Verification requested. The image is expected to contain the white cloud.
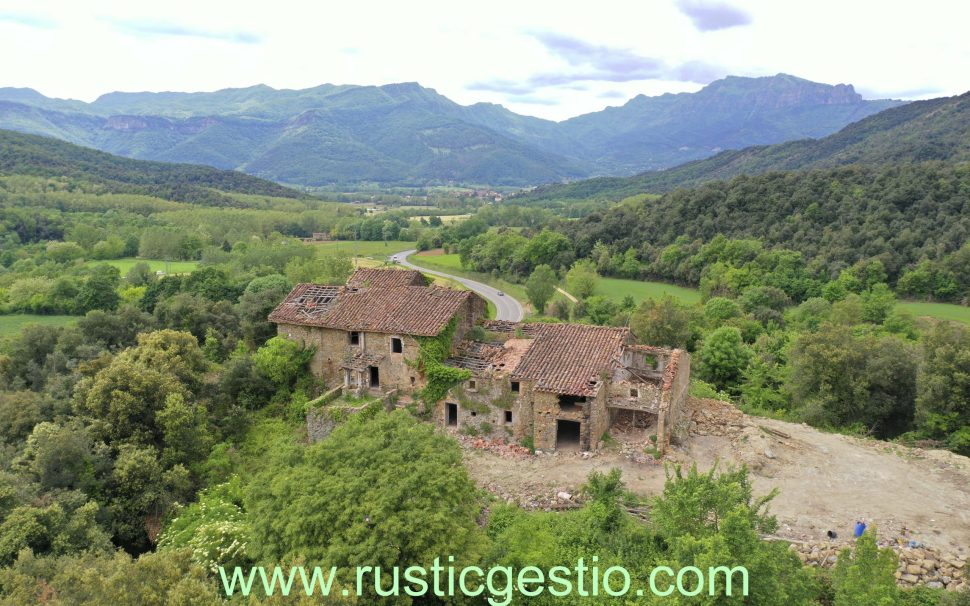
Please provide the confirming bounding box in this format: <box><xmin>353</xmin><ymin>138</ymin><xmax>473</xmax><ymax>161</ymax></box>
<box><xmin>0</xmin><ymin>0</ymin><xmax>967</xmax><ymax>120</ymax></box>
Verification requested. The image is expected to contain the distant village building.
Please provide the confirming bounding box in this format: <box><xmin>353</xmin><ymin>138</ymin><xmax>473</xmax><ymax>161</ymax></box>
<box><xmin>269</xmin><ymin>268</ymin><xmax>691</xmax><ymax>453</ymax></box>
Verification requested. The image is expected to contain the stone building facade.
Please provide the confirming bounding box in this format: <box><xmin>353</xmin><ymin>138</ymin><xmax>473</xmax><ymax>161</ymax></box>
<box><xmin>270</xmin><ymin>269</ymin><xmax>691</xmax><ymax>453</ymax></box>
<box><xmin>440</xmin><ymin>321</ymin><xmax>691</xmax><ymax>454</ymax></box>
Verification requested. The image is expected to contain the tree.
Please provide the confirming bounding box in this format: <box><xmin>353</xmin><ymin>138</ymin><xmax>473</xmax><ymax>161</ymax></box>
<box><xmin>125</xmin><ymin>262</ymin><xmax>156</xmax><ymax>286</ymax></box>
<box><xmin>739</xmin><ymin>285</ymin><xmax>790</xmax><ymax>314</ymax></box>
<box><xmin>704</xmin><ymin>296</ymin><xmax>742</xmax><ymax>324</ymax></box>
<box><xmin>77</xmin><ymin>307</ymin><xmax>156</xmax><ymax>351</ymax></box>
<box><xmin>0</xmin><ymin>495</ymin><xmax>112</xmax><ymax>567</ymax></box>
<box><xmin>0</xmin><ymin>549</ymin><xmax>221</xmax><ymax>605</ymax></box>
<box><xmin>157</xmin><ymin>478</ymin><xmax>252</xmax><ymax>573</ymax></box>
<box><xmin>631</xmin><ymin>296</ymin><xmax>703</xmax><ymax>350</ymax></box>
<box><xmin>651</xmin><ymin>465</ymin><xmax>817</xmax><ymax>606</ymax></box>
<box><xmin>108</xmin><ymin>444</ymin><xmax>191</xmax><ymax>552</ymax></box>
<box><xmin>788</xmin><ymin>324</ymin><xmax>918</xmax><ymax>437</ymax></box>
<box><xmin>285</xmin><ymin>254</ymin><xmax>353</xmax><ymax>285</ymax></box>
<box><xmin>831</xmin><ymin>530</ymin><xmax>899</xmax><ymax>605</ymax></box>
<box><xmin>618</xmin><ymin>247</ymin><xmax>640</xmax><ymax>278</ymax></box>
<box><xmin>653</xmin><ymin>464</ymin><xmax>778</xmax><ymax>539</ymax></box>
<box><xmin>697</xmin><ymin>326</ymin><xmax>752</xmax><ymax>391</ymax></box>
<box><xmin>74</xmin><ymin>330</ymin><xmax>207</xmax><ymax>448</ymax></box>
<box><xmin>860</xmin><ymin>283</ymin><xmax>896</xmax><ymax>324</ymax></box>
<box><xmin>565</xmin><ymin>259</ymin><xmax>600</xmax><ymax>299</ymax></box>
<box><xmin>915</xmin><ymin>321</ymin><xmax>970</xmax><ymax>454</ymax></box>
<box><xmin>17</xmin><ymin>421</ymin><xmax>104</xmax><ymax>492</ymax></box>
<box><xmin>183</xmin><ymin>266</ymin><xmax>236</xmax><ymax>301</ymax></box>
<box><xmin>76</xmin><ymin>265</ymin><xmax>120</xmax><ymax>313</ymax></box>
<box><xmin>522</xmin><ymin>230</ymin><xmax>571</xmax><ymax>269</ymax></box>
<box><xmin>525</xmin><ymin>264</ymin><xmax>557</xmax><ymax>315</ymax></box>
<box><xmin>0</xmin><ymin>391</ymin><xmax>54</xmax><ymax>445</ymax></box>
<box><xmin>246</xmin><ymin>412</ymin><xmax>486</xmax><ymax>599</ymax></box>
<box><xmin>238</xmin><ymin>275</ymin><xmax>293</xmax><ymax>347</ymax></box>
<box><xmin>583</xmin><ymin>295</ymin><xmax>618</xmax><ymax>325</ymax></box>
<box><xmin>45</xmin><ymin>240</ymin><xmax>84</xmax><ymax>263</ymax></box>
<box><xmin>252</xmin><ymin>336</ymin><xmax>314</xmax><ymax>390</ymax></box>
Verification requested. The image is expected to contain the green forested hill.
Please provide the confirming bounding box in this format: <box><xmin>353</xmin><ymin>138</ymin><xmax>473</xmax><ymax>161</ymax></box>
<box><xmin>0</xmin><ymin>129</ymin><xmax>301</xmax><ymax>205</ymax></box>
<box><xmin>0</xmin><ymin>75</ymin><xmax>899</xmax><ymax>187</ymax></box>
<box><xmin>562</xmin><ymin>162</ymin><xmax>970</xmax><ymax>284</ymax></box>
<box><xmin>521</xmin><ymin>90</ymin><xmax>970</xmax><ymax>201</ymax></box>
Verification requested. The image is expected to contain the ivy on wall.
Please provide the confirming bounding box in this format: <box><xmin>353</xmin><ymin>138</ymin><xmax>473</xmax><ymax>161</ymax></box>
<box><xmin>411</xmin><ymin>318</ymin><xmax>471</xmax><ymax>406</ymax></box>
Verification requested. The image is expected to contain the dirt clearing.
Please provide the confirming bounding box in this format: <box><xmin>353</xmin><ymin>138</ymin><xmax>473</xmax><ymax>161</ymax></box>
<box><xmin>460</xmin><ymin>398</ymin><xmax>970</xmax><ymax>555</ymax></box>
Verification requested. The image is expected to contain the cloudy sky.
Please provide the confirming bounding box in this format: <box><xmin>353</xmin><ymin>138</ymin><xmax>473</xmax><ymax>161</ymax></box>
<box><xmin>1</xmin><ymin>0</ymin><xmax>967</xmax><ymax>120</ymax></box>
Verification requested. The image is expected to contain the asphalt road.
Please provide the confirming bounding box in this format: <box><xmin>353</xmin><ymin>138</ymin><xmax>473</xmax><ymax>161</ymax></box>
<box><xmin>395</xmin><ymin>249</ymin><xmax>524</xmax><ymax>321</ymax></box>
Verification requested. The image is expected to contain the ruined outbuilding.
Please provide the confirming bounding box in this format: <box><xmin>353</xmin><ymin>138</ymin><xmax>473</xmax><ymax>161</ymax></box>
<box><xmin>270</xmin><ymin>268</ymin><xmax>691</xmax><ymax>453</ymax></box>
<box><xmin>443</xmin><ymin>321</ymin><xmax>690</xmax><ymax>453</ymax></box>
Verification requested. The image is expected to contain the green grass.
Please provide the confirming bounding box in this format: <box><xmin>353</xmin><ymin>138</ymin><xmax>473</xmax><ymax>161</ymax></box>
<box><xmin>898</xmin><ymin>300</ymin><xmax>970</xmax><ymax>326</ymax></box>
<box><xmin>88</xmin><ymin>258</ymin><xmax>199</xmax><ymax>274</ymax></box>
<box><xmin>0</xmin><ymin>314</ymin><xmax>76</xmax><ymax>336</ymax></box>
<box><xmin>310</xmin><ymin>240</ymin><xmax>416</xmax><ymax>259</ymax></box>
<box><xmin>594</xmin><ymin>277</ymin><xmax>703</xmax><ymax>306</ymax></box>
<box><xmin>414</xmin><ymin>252</ymin><xmax>463</xmax><ymax>269</ymax></box>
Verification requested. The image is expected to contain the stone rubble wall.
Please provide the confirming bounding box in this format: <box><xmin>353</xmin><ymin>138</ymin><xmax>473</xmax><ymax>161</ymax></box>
<box><xmin>790</xmin><ymin>541</ymin><xmax>967</xmax><ymax>591</ymax></box>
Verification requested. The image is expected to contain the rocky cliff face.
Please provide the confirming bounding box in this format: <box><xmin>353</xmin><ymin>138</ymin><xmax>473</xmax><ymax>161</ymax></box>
<box><xmin>694</xmin><ymin>74</ymin><xmax>864</xmax><ymax>109</ymax></box>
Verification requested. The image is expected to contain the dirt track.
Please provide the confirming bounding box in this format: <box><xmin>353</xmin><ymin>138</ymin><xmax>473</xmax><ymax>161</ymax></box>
<box><xmin>462</xmin><ymin>399</ymin><xmax>970</xmax><ymax>555</ymax></box>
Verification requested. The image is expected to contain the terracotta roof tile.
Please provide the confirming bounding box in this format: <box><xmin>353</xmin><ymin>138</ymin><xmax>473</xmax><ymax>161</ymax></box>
<box><xmin>270</xmin><ymin>284</ymin><xmax>471</xmax><ymax>337</ymax></box>
<box><xmin>508</xmin><ymin>323</ymin><xmax>630</xmax><ymax>396</ymax></box>
<box><xmin>346</xmin><ymin>268</ymin><xmax>426</xmax><ymax>289</ymax></box>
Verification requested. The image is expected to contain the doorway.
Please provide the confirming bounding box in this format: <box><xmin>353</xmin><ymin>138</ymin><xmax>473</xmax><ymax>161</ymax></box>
<box><xmin>556</xmin><ymin>420</ymin><xmax>581</xmax><ymax>450</ymax></box>
<box><xmin>368</xmin><ymin>366</ymin><xmax>380</xmax><ymax>388</ymax></box>
<box><xmin>446</xmin><ymin>403</ymin><xmax>458</xmax><ymax>426</ymax></box>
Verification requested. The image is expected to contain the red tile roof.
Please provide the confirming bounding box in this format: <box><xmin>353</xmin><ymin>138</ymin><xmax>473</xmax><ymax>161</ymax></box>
<box><xmin>346</xmin><ymin>268</ymin><xmax>426</xmax><ymax>289</ymax></box>
<box><xmin>270</xmin><ymin>284</ymin><xmax>472</xmax><ymax>337</ymax></box>
<box><xmin>507</xmin><ymin>323</ymin><xmax>630</xmax><ymax>396</ymax></box>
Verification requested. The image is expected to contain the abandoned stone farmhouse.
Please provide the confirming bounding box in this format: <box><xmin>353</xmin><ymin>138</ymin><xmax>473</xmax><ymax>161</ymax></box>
<box><xmin>269</xmin><ymin>268</ymin><xmax>691</xmax><ymax>453</ymax></box>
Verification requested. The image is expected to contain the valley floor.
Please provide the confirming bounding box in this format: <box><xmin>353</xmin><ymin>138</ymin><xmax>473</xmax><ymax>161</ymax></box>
<box><xmin>460</xmin><ymin>398</ymin><xmax>970</xmax><ymax>556</ymax></box>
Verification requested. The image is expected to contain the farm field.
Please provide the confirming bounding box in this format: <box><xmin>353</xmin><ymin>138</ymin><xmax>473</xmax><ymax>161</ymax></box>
<box><xmin>310</xmin><ymin>240</ymin><xmax>416</xmax><ymax>259</ymax></box>
<box><xmin>594</xmin><ymin>277</ymin><xmax>703</xmax><ymax>305</ymax></box>
<box><xmin>0</xmin><ymin>314</ymin><xmax>76</xmax><ymax>336</ymax></box>
<box><xmin>409</xmin><ymin>214</ymin><xmax>471</xmax><ymax>224</ymax></box>
<box><xmin>898</xmin><ymin>300</ymin><xmax>970</xmax><ymax>325</ymax></box>
<box><xmin>87</xmin><ymin>258</ymin><xmax>199</xmax><ymax>274</ymax></box>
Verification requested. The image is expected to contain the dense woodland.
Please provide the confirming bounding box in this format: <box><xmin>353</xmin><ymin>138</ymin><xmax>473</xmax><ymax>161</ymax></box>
<box><xmin>0</xmin><ymin>130</ymin><xmax>301</xmax><ymax>206</ymax></box>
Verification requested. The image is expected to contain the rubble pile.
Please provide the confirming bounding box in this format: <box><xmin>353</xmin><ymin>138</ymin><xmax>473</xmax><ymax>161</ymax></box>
<box><xmin>457</xmin><ymin>435</ymin><xmax>532</xmax><ymax>459</ymax></box>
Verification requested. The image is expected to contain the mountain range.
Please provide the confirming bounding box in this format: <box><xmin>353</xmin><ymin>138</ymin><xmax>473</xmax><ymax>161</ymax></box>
<box><xmin>0</xmin><ymin>74</ymin><xmax>900</xmax><ymax>187</ymax></box>
<box><xmin>520</xmin><ymin>89</ymin><xmax>970</xmax><ymax>201</ymax></box>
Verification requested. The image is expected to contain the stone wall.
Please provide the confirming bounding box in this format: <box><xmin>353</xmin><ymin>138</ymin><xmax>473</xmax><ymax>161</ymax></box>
<box><xmin>357</xmin><ymin>331</ymin><xmax>422</xmax><ymax>392</ymax></box>
<box><xmin>532</xmin><ymin>390</ymin><xmax>609</xmax><ymax>452</ymax></box>
<box><xmin>655</xmin><ymin>349</ymin><xmax>691</xmax><ymax>454</ymax></box>
<box><xmin>790</xmin><ymin>541</ymin><xmax>966</xmax><ymax>591</ymax></box>
<box><xmin>453</xmin><ymin>295</ymin><xmax>488</xmax><ymax>343</ymax></box>
<box><xmin>438</xmin><ymin>378</ymin><xmax>516</xmax><ymax>437</ymax></box>
<box><xmin>277</xmin><ymin>323</ymin><xmax>425</xmax><ymax>392</ymax></box>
